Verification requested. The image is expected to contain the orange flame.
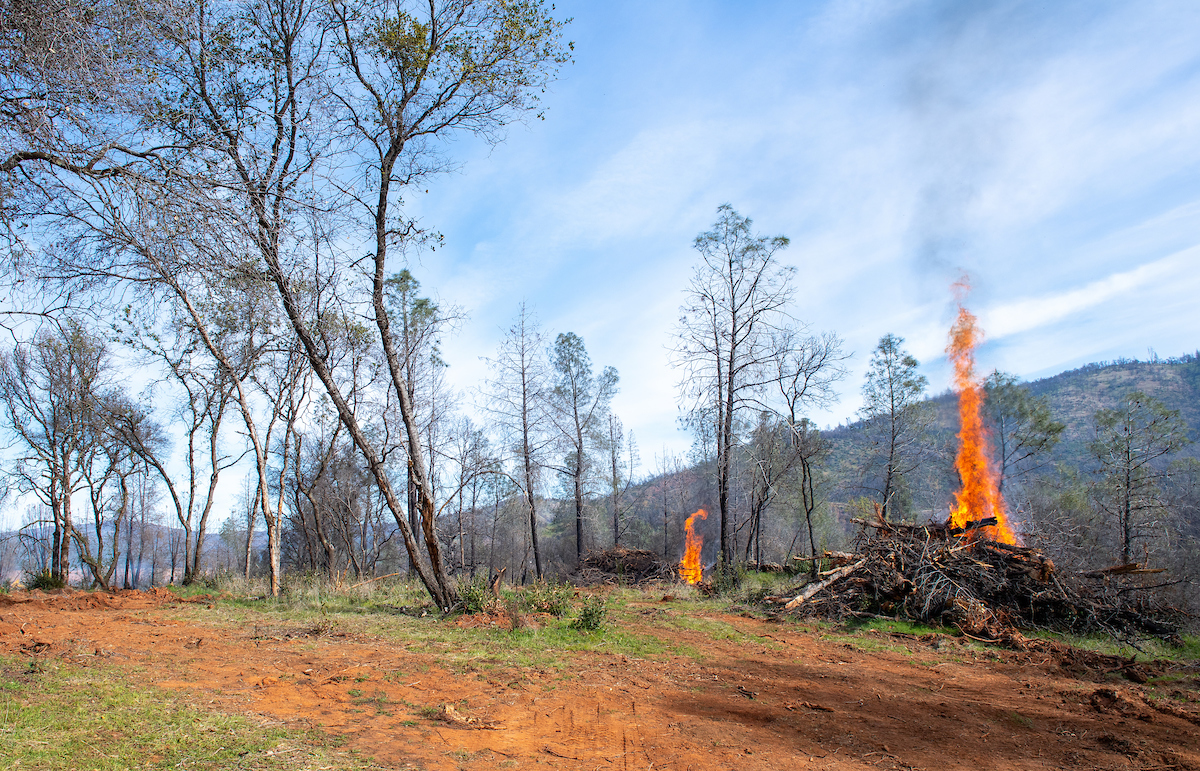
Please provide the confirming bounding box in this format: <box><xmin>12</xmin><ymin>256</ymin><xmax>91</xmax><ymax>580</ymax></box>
<box><xmin>679</xmin><ymin>509</ymin><xmax>708</xmax><ymax>584</ymax></box>
<box><xmin>947</xmin><ymin>279</ymin><xmax>1017</xmax><ymax>545</ymax></box>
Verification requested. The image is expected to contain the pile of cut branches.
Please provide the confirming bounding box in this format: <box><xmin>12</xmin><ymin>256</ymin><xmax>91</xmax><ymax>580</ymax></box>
<box><xmin>765</xmin><ymin>519</ymin><xmax>1183</xmax><ymax>642</ymax></box>
<box><xmin>573</xmin><ymin>547</ymin><xmax>676</xmax><ymax>586</ymax></box>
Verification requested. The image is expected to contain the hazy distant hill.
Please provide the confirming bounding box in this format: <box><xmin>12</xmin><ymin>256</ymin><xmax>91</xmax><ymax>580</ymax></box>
<box><xmin>914</xmin><ymin>353</ymin><xmax>1200</xmax><ymax>464</ymax></box>
<box><xmin>819</xmin><ymin>353</ymin><xmax>1200</xmax><ymax>507</ymax></box>
<box><xmin>1021</xmin><ymin>354</ymin><xmax>1200</xmax><ymax>460</ymax></box>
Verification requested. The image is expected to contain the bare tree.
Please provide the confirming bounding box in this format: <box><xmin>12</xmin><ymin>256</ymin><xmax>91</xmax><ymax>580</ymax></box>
<box><xmin>653</xmin><ymin>449</ymin><xmax>688</xmax><ymax>560</ymax></box>
<box><xmin>742</xmin><ymin>413</ymin><xmax>794</xmax><ymax>565</ymax></box>
<box><xmin>1090</xmin><ymin>392</ymin><xmax>1191</xmax><ymax>564</ymax></box>
<box><xmin>792</xmin><ymin>419</ymin><xmax>828</xmax><ymax>577</ymax></box>
<box><xmin>0</xmin><ymin>320</ymin><xmax>109</xmax><ymax>583</ymax></box>
<box><xmin>443</xmin><ymin>416</ymin><xmax>498</xmax><ymax>575</ymax></box>
<box><xmin>673</xmin><ymin>205</ymin><xmax>798</xmax><ymax>565</ymax></box>
<box><xmin>605</xmin><ymin>414</ymin><xmax>638</xmax><ymax>547</ymax></box>
<box><xmin>113</xmin><ymin>312</ymin><xmax>241</xmax><ymax>585</ymax></box>
<box><xmin>483</xmin><ymin>304</ymin><xmax>552</xmax><ymax>577</ymax></box>
<box><xmin>0</xmin><ymin>0</ymin><xmax>163</xmax><ymax>222</ymax></box>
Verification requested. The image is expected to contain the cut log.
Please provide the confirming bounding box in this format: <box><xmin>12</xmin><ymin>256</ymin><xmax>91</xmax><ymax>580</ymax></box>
<box><xmin>948</xmin><ymin>517</ymin><xmax>998</xmax><ymax>536</ymax></box>
<box><xmin>792</xmin><ymin>550</ymin><xmax>855</xmax><ymax>565</ymax></box>
<box><xmin>1084</xmin><ymin>563</ymin><xmax>1167</xmax><ymax>577</ymax></box>
<box><xmin>784</xmin><ymin>559</ymin><xmax>866</xmax><ymax>609</ymax></box>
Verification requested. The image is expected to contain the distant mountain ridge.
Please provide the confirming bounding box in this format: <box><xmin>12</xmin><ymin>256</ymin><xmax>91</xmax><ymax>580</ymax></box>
<box><xmin>1021</xmin><ymin>353</ymin><xmax>1200</xmax><ymax>454</ymax></box>
<box><xmin>924</xmin><ymin>352</ymin><xmax>1200</xmax><ymax>463</ymax></box>
<box><xmin>815</xmin><ymin>352</ymin><xmax>1200</xmax><ymax>517</ymax></box>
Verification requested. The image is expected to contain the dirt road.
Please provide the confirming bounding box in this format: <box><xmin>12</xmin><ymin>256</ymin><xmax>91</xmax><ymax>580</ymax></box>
<box><xmin>2</xmin><ymin>588</ymin><xmax>1197</xmax><ymax>770</ymax></box>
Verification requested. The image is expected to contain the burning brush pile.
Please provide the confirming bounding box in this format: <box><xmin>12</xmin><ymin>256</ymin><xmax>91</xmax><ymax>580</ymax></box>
<box><xmin>766</xmin><ymin>284</ymin><xmax>1182</xmax><ymax>643</ymax></box>
<box><xmin>765</xmin><ymin>516</ymin><xmax>1181</xmax><ymax>642</ymax></box>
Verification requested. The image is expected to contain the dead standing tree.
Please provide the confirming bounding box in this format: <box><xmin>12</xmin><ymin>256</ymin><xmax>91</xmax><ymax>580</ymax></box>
<box><xmin>0</xmin><ymin>320</ymin><xmax>110</xmax><ymax>584</ymax></box>
<box><xmin>483</xmin><ymin>304</ymin><xmax>553</xmax><ymax>579</ymax></box>
<box><xmin>113</xmin><ymin>310</ymin><xmax>242</xmax><ymax>586</ymax></box>
<box><xmin>673</xmin><ymin>205</ymin><xmax>805</xmax><ymax>567</ymax></box>
<box><xmin>1090</xmin><ymin>392</ymin><xmax>1191</xmax><ymax>565</ymax></box>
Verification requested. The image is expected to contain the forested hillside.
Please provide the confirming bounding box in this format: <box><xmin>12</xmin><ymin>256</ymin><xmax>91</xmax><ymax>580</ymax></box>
<box><xmin>607</xmin><ymin>353</ymin><xmax>1200</xmax><ymax>600</ymax></box>
<box><xmin>818</xmin><ymin>353</ymin><xmax>1200</xmax><ymax>520</ymax></box>
<box><xmin>1023</xmin><ymin>355</ymin><xmax>1200</xmax><ymax>460</ymax></box>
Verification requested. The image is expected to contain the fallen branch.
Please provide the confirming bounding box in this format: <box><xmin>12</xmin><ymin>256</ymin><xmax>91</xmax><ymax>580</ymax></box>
<box><xmin>1084</xmin><ymin>563</ymin><xmax>1167</xmax><ymax>577</ymax></box>
<box><xmin>784</xmin><ymin>560</ymin><xmax>866</xmax><ymax>609</ymax></box>
<box><xmin>350</xmin><ymin>572</ymin><xmax>400</xmax><ymax>589</ymax></box>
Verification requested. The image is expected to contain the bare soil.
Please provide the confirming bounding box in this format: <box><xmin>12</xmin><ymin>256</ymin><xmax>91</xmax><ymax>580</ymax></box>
<box><xmin>2</xmin><ymin>587</ymin><xmax>1199</xmax><ymax>770</ymax></box>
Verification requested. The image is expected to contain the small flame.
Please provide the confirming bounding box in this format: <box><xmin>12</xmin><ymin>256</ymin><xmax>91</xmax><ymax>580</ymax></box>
<box><xmin>679</xmin><ymin>509</ymin><xmax>708</xmax><ymax>584</ymax></box>
<box><xmin>947</xmin><ymin>278</ymin><xmax>1018</xmax><ymax>545</ymax></box>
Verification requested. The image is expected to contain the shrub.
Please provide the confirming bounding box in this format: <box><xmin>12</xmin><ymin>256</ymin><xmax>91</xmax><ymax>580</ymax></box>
<box><xmin>521</xmin><ymin>579</ymin><xmax>573</xmax><ymax>617</ymax></box>
<box><xmin>504</xmin><ymin>595</ymin><xmax>525</xmax><ymax>631</ymax></box>
<box><xmin>712</xmin><ymin>559</ymin><xmax>743</xmax><ymax>595</ymax></box>
<box><xmin>458</xmin><ymin>574</ymin><xmax>496</xmax><ymax>614</ymax></box>
<box><xmin>25</xmin><ymin>569</ymin><xmax>66</xmax><ymax>591</ymax></box>
<box><xmin>199</xmin><ymin>567</ymin><xmax>240</xmax><ymax>592</ymax></box>
<box><xmin>571</xmin><ymin>595</ymin><xmax>607</xmax><ymax>631</ymax></box>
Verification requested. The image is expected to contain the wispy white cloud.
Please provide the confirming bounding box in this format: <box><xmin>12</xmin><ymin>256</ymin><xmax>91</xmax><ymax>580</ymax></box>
<box><xmin>982</xmin><ymin>248</ymin><xmax>1194</xmax><ymax>340</ymax></box>
<box><xmin>399</xmin><ymin>0</ymin><xmax>1200</xmax><ymax>463</ymax></box>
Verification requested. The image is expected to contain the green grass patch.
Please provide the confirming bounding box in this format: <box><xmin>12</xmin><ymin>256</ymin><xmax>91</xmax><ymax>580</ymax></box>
<box><xmin>816</xmin><ymin>632</ymin><xmax>912</xmax><ymax>654</ymax></box>
<box><xmin>842</xmin><ymin>618</ymin><xmax>948</xmax><ymax>637</ymax></box>
<box><xmin>657</xmin><ymin>614</ymin><xmax>751</xmax><ymax>642</ymax></box>
<box><xmin>0</xmin><ymin>657</ymin><xmax>374</xmax><ymax>770</ymax></box>
<box><xmin>1026</xmin><ymin>631</ymin><xmax>1200</xmax><ymax>662</ymax></box>
<box><xmin>169</xmin><ymin>595</ymin><xmax>672</xmax><ymax>672</ymax></box>
<box><xmin>797</xmin><ymin>617</ymin><xmax>950</xmax><ymax>654</ymax></box>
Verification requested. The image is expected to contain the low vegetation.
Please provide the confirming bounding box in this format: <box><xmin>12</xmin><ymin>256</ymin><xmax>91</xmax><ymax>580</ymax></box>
<box><xmin>0</xmin><ymin>657</ymin><xmax>374</xmax><ymax>771</ymax></box>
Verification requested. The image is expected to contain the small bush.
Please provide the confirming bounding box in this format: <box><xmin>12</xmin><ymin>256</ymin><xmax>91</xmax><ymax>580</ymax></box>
<box><xmin>458</xmin><ymin>574</ymin><xmax>496</xmax><ymax>614</ymax></box>
<box><xmin>571</xmin><ymin>595</ymin><xmax>608</xmax><ymax>631</ymax></box>
<box><xmin>740</xmin><ymin>582</ymin><xmax>775</xmax><ymax>605</ymax></box>
<box><xmin>712</xmin><ymin>559</ymin><xmax>743</xmax><ymax>595</ymax></box>
<box><xmin>521</xmin><ymin>579</ymin><xmax>573</xmax><ymax>617</ymax></box>
<box><xmin>25</xmin><ymin>569</ymin><xmax>66</xmax><ymax>591</ymax></box>
<box><xmin>504</xmin><ymin>596</ymin><xmax>525</xmax><ymax>631</ymax></box>
<box><xmin>199</xmin><ymin>567</ymin><xmax>242</xmax><ymax>592</ymax></box>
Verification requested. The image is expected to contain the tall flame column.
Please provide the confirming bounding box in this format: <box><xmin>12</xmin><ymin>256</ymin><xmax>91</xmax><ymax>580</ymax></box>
<box><xmin>679</xmin><ymin>510</ymin><xmax>708</xmax><ymax>584</ymax></box>
<box><xmin>947</xmin><ymin>285</ymin><xmax>1018</xmax><ymax>544</ymax></box>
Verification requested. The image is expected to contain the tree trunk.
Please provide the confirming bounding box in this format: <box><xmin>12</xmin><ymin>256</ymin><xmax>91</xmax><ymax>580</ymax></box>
<box><xmin>574</xmin><ymin>434</ymin><xmax>585</xmax><ymax>565</ymax></box>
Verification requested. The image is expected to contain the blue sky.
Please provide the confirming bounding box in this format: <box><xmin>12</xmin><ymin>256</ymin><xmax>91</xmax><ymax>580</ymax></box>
<box><xmin>7</xmin><ymin>0</ymin><xmax>1197</xmax><ymax>532</ymax></box>
<box><xmin>398</xmin><ymin>0</ymin><xmax>1200</xmax><ymax>465</ymax></box>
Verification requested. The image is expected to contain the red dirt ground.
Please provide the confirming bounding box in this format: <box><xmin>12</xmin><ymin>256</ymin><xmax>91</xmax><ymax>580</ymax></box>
<box><xmin>2</xmin><ymin>588</ymin><xmax>1199</xmax><ymax>770</ymax></box>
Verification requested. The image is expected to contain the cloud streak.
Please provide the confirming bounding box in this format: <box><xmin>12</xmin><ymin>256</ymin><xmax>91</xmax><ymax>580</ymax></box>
<box><xmin>982</xmin><ymin>249</ymin><xmax>1194</xmax><ymax>340</ymax></box>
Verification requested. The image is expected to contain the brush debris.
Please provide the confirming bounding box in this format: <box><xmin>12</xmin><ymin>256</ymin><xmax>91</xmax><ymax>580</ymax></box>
<box><xmin>764</xmin><ymin>521</ymin><xmax>1182</xmax><ymax>641</ymax></box>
